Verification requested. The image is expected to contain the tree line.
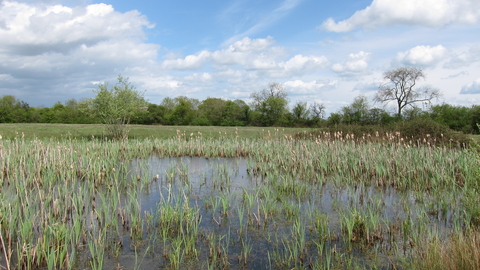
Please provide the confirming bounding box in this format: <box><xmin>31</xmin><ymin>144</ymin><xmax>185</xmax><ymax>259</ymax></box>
<box><xmin>1</xmin><ymin>69</ymin><xmax>479</xmax><ymax>134</ymax></box>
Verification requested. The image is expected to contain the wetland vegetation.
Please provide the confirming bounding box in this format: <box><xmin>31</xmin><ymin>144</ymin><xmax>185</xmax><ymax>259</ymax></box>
<box><xmin>0</xmin><ymin>127</ymin><xmax>479</xmax><ymax>269</ymax></box>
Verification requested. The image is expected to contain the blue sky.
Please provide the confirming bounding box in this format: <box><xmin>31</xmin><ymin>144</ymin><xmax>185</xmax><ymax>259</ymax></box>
<box><xmin>0</xmin><ymin>0</ymin><xmax>479</xmax><ymax>115</ymax></box>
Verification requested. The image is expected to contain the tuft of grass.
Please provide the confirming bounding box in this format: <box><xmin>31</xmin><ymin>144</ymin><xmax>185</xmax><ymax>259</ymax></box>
<box><xmin>413</xmin><ymin>229</ymin><xmax>480</xmax><ymax>270</ymax></box>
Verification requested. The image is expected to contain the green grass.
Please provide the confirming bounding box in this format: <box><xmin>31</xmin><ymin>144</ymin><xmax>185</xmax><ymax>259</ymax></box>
<box><xmin>0</xmin><ymin>123</ymin><xmax>312</xmax><ymax>140</ymax></box>
<box><xmin>469</xmin><ymin>134</ymin><xmax>480</xmax><ymax>143</ymax></box>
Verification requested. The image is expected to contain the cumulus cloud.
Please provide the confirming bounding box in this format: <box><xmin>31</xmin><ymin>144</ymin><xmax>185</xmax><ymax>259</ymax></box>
<box><xmin>0</xmin><ymin>1</ymin><xmax>159</xmax><ymax>106</ymax></box>
<box><xmin>281</xmin><ymin>55</ymin><xmax>329</xmax><ymax>75</ymax></box>
<box><xmin>162</xmin><ymin>37</ymin><xmax>329</xmax><ymax>78</ymax></box>
<box><xmin>0</xmin><ymin>1</ymin><xmax>153</xmax><ymax>53</ymax></box>
<box><xmin>331</xmin><ymin>51</ymin><xmax>371</xmax><ymax>76</ymax></box>
<box><xmin>184</xmin><ymin>72</ymin><xmax>213</xmax><ymax>83</ymax></box>
<box><xmin>231</xmin><ymin>36</ymin><xmax>275</xmax><ymax>52</ymax></box>
<box><xmin>320</xmin><ymin>0</ymin><xmax>480</xmax><ymax>32</ymax></box>
<box><xmin>140</xmin><ymin>76</ymin><xmax>181</xmax><ymax>92</ymax></box>
<box><xmin>161</xmin><ymin>37</ymin><xmax>280</xmax><ymax>70</ymax></box>
<box><xmin>460</xmin><ymin>78</ymin><xmax>480</xmax><ymax>94</ymax></box>
<box><xmin>283</xmin><ymin>80</ymin><xmax>337</xmax><ymax>94</ymax></box>
<box><xmin>213</xmin><ymin>37</ymin><xmax>286</xmax><ymax>68</ymax></box>
<box><xmin>394</xmin><ymin>45</ymin><xmax>448</xmax><ymax>67</ymax></box>
<box><xmin>161</xmin><ymin>51</ymin><xmax>211</xmax><ymax>70</ymax></box>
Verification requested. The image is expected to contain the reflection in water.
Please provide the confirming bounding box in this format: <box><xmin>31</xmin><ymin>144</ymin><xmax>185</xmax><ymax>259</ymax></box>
<box><xmin>102</xmin><ymin>156</ymin><xmax>463</xmax><ymax>269</ymax></box>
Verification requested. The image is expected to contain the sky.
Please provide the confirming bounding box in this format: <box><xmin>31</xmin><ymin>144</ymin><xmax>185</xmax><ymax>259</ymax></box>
<box><xmin>0</xmin><ymin>0</ymin><xmax>479</xmax><ymax>115</ymax></box>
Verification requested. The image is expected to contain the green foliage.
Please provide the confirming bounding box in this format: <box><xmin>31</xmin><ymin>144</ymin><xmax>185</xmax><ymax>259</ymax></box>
<box><xmin>329</xmin><ymin>95</ymin><xmax>395</xmax><ymax>127</ymax></box>
<box><xmin>86</xmin><ymin>75</ymin><xmax>147</xmax><ymax>139</ymax></box>
<box><xmin>394</xmin><ymin>118</ymin><xmax>470</xmax><ymax>146</ymax></box>
<box><xmin>327</xmin><ymin>113</ymin><xmax>342</xmax><ymax>126</ymax></box>
<box><xmin>429</xmin><ymin>104</ymin><xmax>475</xmax><ymax>133</ymax></box>
<box><xmin>165</xmin><ymin>97</ymin><xmax>198</xmax><ymax>125</ymax></box>
<box><xmin>0</xmin><ymin>79</ymin><xmax>476</xmax><ymax>131</ymax></box>
<box><xmin>0</xmin><ymin>95</ymin><xmax>30</xmax><ymax>123</ymax></box>
<box><xmin>131</xmin><ymin>103</ymin><xmax>167</xmax><ymax>125</ymax></box>
<box><xmin>197</xmin><ymin>97</ymin><xmax>226</xmax><ymax>126</ymax></box>
<box><xmin>304</xmin><ymin>118</ymin><xmax>470</xmax><ymax>147</ymax></box>
<box><xmin>470</xmin><ymin>106</ymin><xmax>480</xmax><ymax>134</ymax></box>
<box><xmin>221</xmin><ymin>100</ymin><xmax>249</xmax><ymax>126</ymax></box>
<box><xmin>250</xmin><ymin>83</ymin><xmax>289</xmax><ymax>126</ymax></box>
<box><xmin>291</xmin><ymin>102</ymin><xmax>310</xmax><ymax>126</ymax></box>
<box><xmin>341</xmin><ymin>95</ymin><xmax>370</xmax><ymax>125</ymax></box>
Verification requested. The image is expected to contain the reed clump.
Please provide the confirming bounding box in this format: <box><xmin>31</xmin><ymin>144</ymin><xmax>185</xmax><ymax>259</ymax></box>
<box><xmin>414</xmin><ymin>229</ymin><xmax>480</xmax><ymax>270</ymax></box>
<box><xmin>297</xmin><ymin>119</ymin><xmax>471</xmax><ymax>148</ymax></box>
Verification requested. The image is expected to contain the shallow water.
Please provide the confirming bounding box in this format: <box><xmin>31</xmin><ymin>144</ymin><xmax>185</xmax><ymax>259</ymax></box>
<box><xmin>89</xmin><ymin>156</ymin><xmax>468</xmax><ymax>269</ymax></box>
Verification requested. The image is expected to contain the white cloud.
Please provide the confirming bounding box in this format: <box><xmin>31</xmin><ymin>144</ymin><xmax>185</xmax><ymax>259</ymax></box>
<box><xmin>249</xmin><ymin>58</ymin><xmax>279</xmax><ymax>70</ymax></box>
<box><xmin>79</xmin><ymin>39</ymin><xmax>159</xmax><ymax>62</ymax></box>
<box><xmin>161</xmin><ymin>37</ymin><xmax>282</xmax><ymax>71</ymax></box>
<box><xmin>168</xmin><ymin>37</ymin><xmax>328</xmax><ymax>78</ymax></box>
<box><xmin>212</xmin><ymin>37</ymin><xmax>285</xmax><ymax>67</ymax></box>
<box><xmin>394</xmin><ymin>45</ymin><xmax>448</xmax><ymax>67</ymax></box>
<box><xmin>320</xmin><ymin>0</ymin><xmax>480</xmax><ymax>32</ymax></box>
<box><xmin>184</xmin><ymin>72</ymin><xmax>213</xmax><ymax>83</ymax></box>
<box><xmin>445</xmin><ymin>44</ymin><xmax>480</xmax><ymax>69</ymax></box>
<box><xmin>283</xmin><ymin>80</ymin><xmax>338</xmax><ymax>94</ymax></box>
<box><xmin>161</xmin><ymin>51</ymin><xmax>211</xmax><ymax>70</ymax></box>
<box><xmin>281</xmin><ymin>55</ymin><xmax>329</xmax><ymax>75</ymax></box>
<box><xmin>331</xmin><ymin>51</ymin><xmax>371</xmax><ymax>76</ymax></box>
<box><xmin>460</xmin><ymin>78</ymin><xmax>480</xmax><ymax>94</ymax></box>
<box><xmin>230</xmin><ymin>91</ymin><xmax>249</xmax><ymax>98</ymax></box>
<box><xmin>0</xmin><ymin>1</ymin><xmax>153</xmax><ymax>52</ymax></box>
<box><xmin>231</xmin><ymin>36</ymin><xmax>275</xmax><ymax>52</ymax></box>
<box><xmin>0</xmin><ymin>1</ymin><xmax>159</xmax><ymax>105</ymax></box>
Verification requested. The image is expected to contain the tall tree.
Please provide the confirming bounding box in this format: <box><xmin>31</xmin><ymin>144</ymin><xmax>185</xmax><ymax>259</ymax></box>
<box><xmin>0</xmin><ymin>95</ymin><xmax>30</xmax><ymax>123</ymax></box>
<box><xmin>87</xmin><ymin>75</ymin><xmax>147</xmax><ymax>139</ymax></box>
<box><xmin>166</xmin><ymin>96</ymin><xmax>199</xmax><ymax>125</ymax></box>
<box><xmin>292</xmin><ymin>102</ymin><xmax>310</xmax><ymax>125</ymax></box>
<box><xmin>198</xmin><ymin>97</ymin><xmax>227</xmax><ymax>126</ymax></box>
<box><xmin>374</xmin><ymin>67</ymin><xmax>441</xmax><ymax>117</ymax></box>
<box><xmin>341</xmin><ymin>95</ymin><xmax>370</xmax><ymax>125</ymax></box>
<box><xmin>250</xmin><ymin>83</ymin><xmax>289</xmax><ymax>126</ymax></box>
<box><xmin>310</xmin><ymin>102</ymin><xmax>325</xmax><ymax>124</ymax></box>
<box><xmin>221</xmin><ymin>100</ymin><xmax>249</xmax><ymax>126</ymax></box>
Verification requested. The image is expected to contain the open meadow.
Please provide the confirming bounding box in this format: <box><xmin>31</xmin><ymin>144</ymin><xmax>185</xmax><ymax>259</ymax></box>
<box><xmin>0</xmin><ymin>124</ymin><xmax>310</xmax><ymax>140</ymax></box>
<box><xmin>0</xmin><ymin>124</ymin><xmax>479</xmax><ymax>269</ymax></box>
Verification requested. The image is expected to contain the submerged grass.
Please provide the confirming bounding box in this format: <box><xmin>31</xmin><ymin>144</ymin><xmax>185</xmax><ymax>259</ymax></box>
<box><xmin>0</xmin><ymin>130</ymin><xmax>478</xmax><ymax>269</ymax></box>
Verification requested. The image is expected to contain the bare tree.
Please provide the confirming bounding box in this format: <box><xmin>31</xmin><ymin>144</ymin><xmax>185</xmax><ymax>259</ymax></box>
<box><xmin>374</xmin><ymin>67</ymin><xmax>441</xmax><ymax>117</ymax></box>
<box><xmin>310</xmin><ymin>102</ymin><xmax>325</xmax><ymax>120</ymax></box>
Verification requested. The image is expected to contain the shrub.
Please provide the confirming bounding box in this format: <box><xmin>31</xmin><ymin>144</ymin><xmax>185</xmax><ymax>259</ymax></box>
<box><xmin>394</xmin><ymin>118</ymin><xmax>470</xmax><ymax>147</ymax></box>
<box><xmin>296</xmin><ymin>119</ymin><xmax>471</xmax><ymax>148</ymax></box>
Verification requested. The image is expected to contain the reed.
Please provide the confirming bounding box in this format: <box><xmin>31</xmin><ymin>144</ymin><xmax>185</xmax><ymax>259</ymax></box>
<box><xmin>0</xmin><ymin>131</ymin><xmax>477</xmax><ymax>269</ymax></box>
<box><xmin>414</xmin><ymin>229</ymin><xmax>480</xmax><ymax>270</ymax></box>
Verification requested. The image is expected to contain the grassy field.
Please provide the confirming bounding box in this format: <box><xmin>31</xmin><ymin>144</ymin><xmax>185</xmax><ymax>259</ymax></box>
<box><xmin>0</xmin><ymin>123</ymin><xmax>313</xmax><ymax>140</ymax></box>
